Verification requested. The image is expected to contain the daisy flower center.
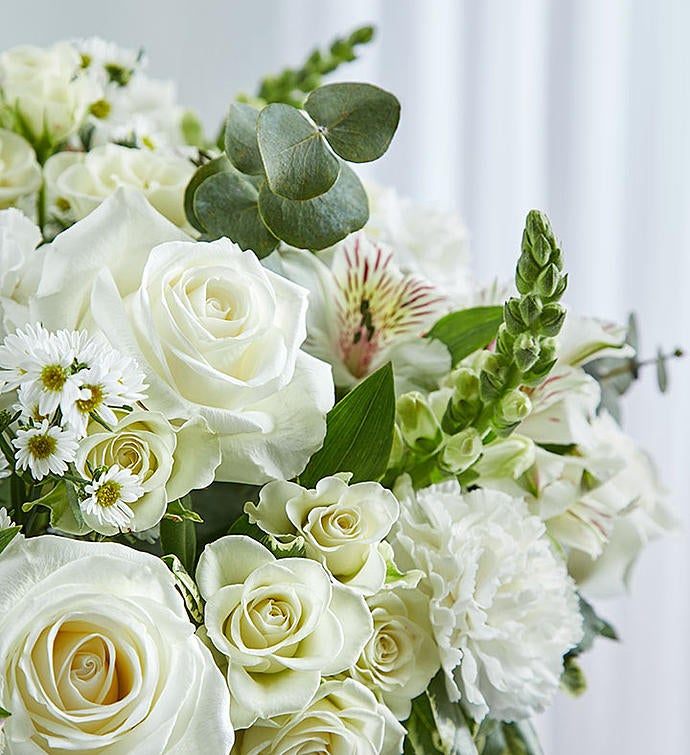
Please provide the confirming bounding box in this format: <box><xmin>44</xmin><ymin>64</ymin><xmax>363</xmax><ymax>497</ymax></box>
<box><xmin>40</xmin><ymin>364</ymin><xmax>68</xmax><ymax>392</ymax></box>
<box><xmin>76</xmin><ymin>384</ymin><xmax>104</xmax><ymax>415</ymax></box>
<box><xmin>95</xmin><ymin>480</ymin><xmax>122</xmax><ymax>508</ymax></box>
<box><xmin>26</xmin><ymin>433</ymin><xmax>57</xmax><ymax>459</ymax></box>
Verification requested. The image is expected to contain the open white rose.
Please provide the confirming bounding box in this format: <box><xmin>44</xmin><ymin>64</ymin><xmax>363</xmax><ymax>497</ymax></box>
<box><xmin>196</xmin><ymin>535</ymin><xmax>373</xmax><ymax>729</ymax></box>
<box><xmin>44</xmin><ymin>144</ymin><xmax>195</xmax><ymax>229</ymax></box>
<box><xmin>0</xmin><ymin>130</ymin><xmax>41</xmax><ymax>209</ymax></box>
<box><xmin>246</xmin><ymin>475</ymin><xmax>400</xmax><ymax>594</ymax></box>
<box><xmin>0</xmin><ymin>43</ymin><xmax>101</xmax><ymax>147</ymax></box>
<box><xmin>391</xmin><ymin>477</ymin><xmax>582</xmax><ymax>723</ymax></box>
<box><xmin>27</xmin><ymin>189</ymin><xmax>333</xmax><ymax>484</ymax></box>
<box><xmin>75</xmin><ymin>410</ymin><xmax>221</xmax><ymax>535</ymax></box>
<box><xmin>233</xmin><ymin>679</ymin><xmax>405</xmax><ymax>755</ymax></box>
<box><xmin>0</xmin><ymin>535</ymin><xmax>234</xmax><ymax>753</ymax></box>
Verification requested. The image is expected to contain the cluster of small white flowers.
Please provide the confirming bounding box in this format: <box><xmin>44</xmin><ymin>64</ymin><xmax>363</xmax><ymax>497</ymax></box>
<box><xmin>0</xmin><ymin>323</ymin><xmax>148</xmax><ymax>531</ymax></box>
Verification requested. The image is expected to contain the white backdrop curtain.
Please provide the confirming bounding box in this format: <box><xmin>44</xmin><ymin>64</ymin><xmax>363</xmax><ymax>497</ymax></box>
<box><xmin>3</xmin><ymin>2</ymin><xmax>689</xmax><ymax>753</ymax></box>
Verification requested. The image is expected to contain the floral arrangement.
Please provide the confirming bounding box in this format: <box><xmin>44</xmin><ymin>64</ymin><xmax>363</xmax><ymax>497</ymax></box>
<box><xmin>0</xmin><ymin>29</ymin><xmax>680</xmax><ymax>754</ymax></box>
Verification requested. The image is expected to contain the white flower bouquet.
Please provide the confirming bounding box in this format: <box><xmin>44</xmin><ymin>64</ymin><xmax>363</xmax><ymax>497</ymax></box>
<box><xmin>0</xmin><ymin>29</ymin><xmax>680</xmax><ymax>754</ymax></box>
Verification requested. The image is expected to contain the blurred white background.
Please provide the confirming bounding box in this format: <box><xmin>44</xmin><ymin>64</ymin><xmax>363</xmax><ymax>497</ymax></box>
<box><xmin>3</xmin><ymin>1</ymin><xmax>688</xmax><ymax>752</ymax></box>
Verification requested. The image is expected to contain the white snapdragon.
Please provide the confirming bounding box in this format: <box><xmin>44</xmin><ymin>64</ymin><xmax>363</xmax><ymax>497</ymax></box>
<box><xmin>391</xmin><ymin>477</ymin><xmax>582</xmax><ymax>723</ymax></box>
<box><xmin>12</xmin><ymin>420</ymin><xmax>78</xmax><ymax>480</ymax></box>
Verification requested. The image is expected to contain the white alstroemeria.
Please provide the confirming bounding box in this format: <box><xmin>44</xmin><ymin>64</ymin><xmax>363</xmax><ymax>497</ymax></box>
<box><xmin>268</xmin><ymin>232</ymin><xmax>451</xmax><ymax>394</ymax></box>
<box><xmin>568</xmin><ymin>412</ymin><xmax>681</xmax><ymax>596</ymax></box>
<box><xmin>391</xmin><ymin>476</ymin><xmax>582</xmax><ymax>723</ymax></box>
<box><xmin>363</xmin><ymin>181</ymin><xmax>474</xmax><ymax>303</ymax></box>
<box><xmin>247</xmin><ymin>475</ymin><xmax>400</xmax><ymax>595</ymax></box>
<box><xmin>0</xmin><ymin>536</ymin><xmax>234</xmax><ymax>752</ymax></box>
<box><xmin>557</xmin><ymin>314</ymin><xmax>634</xmax><ymax>367</ymax></box>
<box><xmin>44</xmin><ymin>143</ymin><xmax>195</xmax><ymax>229</ymax></box>
<box><xmin>0</xmin><ymin>506</ymin><xmax>13</xmax><ymax>527</ymax></box>
<box><xmin>350</xmin><ymin>588</ymin><xmax>440</xmax><ymax>720</ymax></box>
<box><xmin>75</xmin><ymin>410</ymin><xmax>220</xmax><ymax>535</ymax></box>
<box><xmin>233</xmin><ymin>679</ymin><xmax>405</xmax><ymax>755</ymax></box>
<box><xmin>82</xmin><ymin>464</ymin><xmax>143</xmax><ymax>532</ymax></box>
<box><xmin>196</xmin><ymin>535</ymin><xmax>373</xmax><ymax>729</ymax></box>
<box><xmin>0</xmin><ymin>43</ymin><xmax>101</xmax><ymax>146</ymax></box>
<box><xmin>0</xmin><ymin>129</ymin><xmax>42</xmax><ymax>209</ymax></box>
<box><xmin>12</xmin><ymin>420</ymin><xmax>78</xmax><ymax>480</ymax></box>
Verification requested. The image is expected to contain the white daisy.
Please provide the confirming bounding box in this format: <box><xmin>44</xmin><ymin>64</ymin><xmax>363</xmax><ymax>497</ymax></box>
<box><xmin>0</xmin><ymin>453</ymin><xmax>9</xmax><ymax>481</ymax></box>
<box><xmin>82</xmin><ymin>465</ymin><xmax>143</xmax><ymax>532</ymax></box>
<box><xmin>12</xmin><ymin>421</ymin><xmax>78</xmax><ymax>480</ymax></box>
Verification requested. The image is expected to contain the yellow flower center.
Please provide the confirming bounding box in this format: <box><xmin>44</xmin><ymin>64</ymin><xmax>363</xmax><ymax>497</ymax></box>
<box><xmin>40</xmin><ymin>364</ymin><xmax>67</xmax><ymax>392</ymax></box>
<box><xmin>76</xmin><ymin>384</ymin><xmax>104</xmax><ymax>415</ymax></box>
<box><xmin>96</xmin><ymin>480</ymin><xmax>122</xmax><ymax>508</ymax></box>
<box><xmin>27</xmin><ymin>433</ymin><xmax>57</xmax><ymax>459</ymax></box>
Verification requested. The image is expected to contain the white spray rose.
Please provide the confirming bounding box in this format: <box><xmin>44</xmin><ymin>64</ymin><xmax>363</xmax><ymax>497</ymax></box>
<box><xmin>0</xmin><ymin>130</ymin><xmax>41</xmax><ymax>209</ymax></box>
<box><xmin>246</xmin><ymin>475</ymin><xmax>400</xmax><ymax>594</ymax></box>
<box><xmin>391</xmin><ymin>477</ymin><xmax>582</xmax><ymax>722</ymax></box>
<box><xmin>44</xmin><ymin>143</ymin><xmax>195</xmax><ymax>229</ymax></box>
<box><xmin>0</xmin><ymin>535</ymin><xmax>234</xmax><ymax>753</ymax></box>
<box><xmin>196</xmin><ymin>535</ymin><xmax>373</xmax><ymax>729</ymax></box>
<box><xmin>0</xmin><ymin>43</ymin><xmax>101</xmax><ymax>147</ymax></box>
<box><xmin>27</xmin><ymin>189</ymin><xmax>333</xmax><ymax>484</ymax></box>
<box><xmin>233</xmin><ymin>679</ymin><xmax>405</xmax><ymax>755</ymax></box>
<box><xmin>74</xmin><ymin>410</ymin><xmax>221</xmax><ymax>535</ymax></box>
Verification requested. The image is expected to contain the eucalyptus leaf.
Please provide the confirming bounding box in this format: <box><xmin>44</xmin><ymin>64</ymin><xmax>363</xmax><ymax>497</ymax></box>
<box><xmin>160</xmin><ymin>515</ymin><xmax>197</xmax><ymax>574</ymax></box>
<box><xmin>193</xmin><ymin>169</ymin><xmax>278</xmax><ymax>258</ymax></box>
<box><xmin>656</xmin><ymin>347</ymin><xmax>668</xmax><ymax>393</ymax></box>
<box><xmin>258</xmin><ymin>162</ymin><xmax>368</xmax><ymax>250</ymax></box>
<box><xmin>569</xmin><ymin>594</ymin><xmax>618</xmax><ymax>657</ymax></box>
<box><xmin>427</xmin><ymin>307</ymin><xmax>504</xmax><ymax>367</ymax></box>
<box><xmin>305</xmin><ymin>82</ymin><xmax>400</xmax><ymax>162</ymax></box>
<box><xmin>0</xmin><ymin>525</ymin><xmax>21</xmax><ymax>554</ymax></box>
<box><xmin>224</xmin><ymin>102</ymin><xmax>264</xmax><ymax>175</ymax></box>
<box><xmin>299</xmin><ymin>362</ymin><xmax>395</xmax><ymax>487</ymax></box>
<box><xmin>257</xmin><ymin>103</ymin><xmax>339</xmax><ymax>200</ymax></box>
<box><xmin>184</xmin><ymin>155</ymin><xmax>233</xmax><ymax>232</ymax></box>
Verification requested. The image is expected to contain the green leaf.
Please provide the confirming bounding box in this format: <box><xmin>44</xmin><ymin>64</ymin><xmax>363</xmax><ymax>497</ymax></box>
<box><xmin>229</xmin><ymin>513</ymin><xmax>305</xmax><ymax>559</ymax></box>
<box><xmin>0</xmin><ymin>525</ymin><xmax>21</xmax><ymax>554</ymax></box>
<box><xmin>656</xmin><ymin>347</ymin><xmax>668</xmax><ymax>393</ymax></box>
<box><xmin>258</xmin><ymin>162</ymin><xmax>368</xmax><ymax>250</ymax></box>
<box><xmin>257</xmin><ymin>103</ymin><xmax>339</xmax><ymax>200</ymax></box>
<box><xmin>305</xmin><ymin>82</ymin><xmax>400</xmax><ymax>162</ymax></box>
<box><xmin>224</xmin><ymin>102</ymin><xmax>264</xmax><ymax>175</ymax></box>
<box><xmin>163</xmin><ymin>496</ymin><xmax>203</xmax><ymax>524</ymax></box>
<box><xmin>23</xmin><ymin>480</ymin><xmax>87</xmax><ymax>535</ymax></box>
<box><xmin>560</xmin><ymin>655</ymin><xmax>587</xmax><ymax>697</ymax></box>
<box><xmin>193</xmin><ymin>169</ymin><xmax>278</xmax><ymax>258</ymax></box>
<box><xmin>0</xmin><ymin>704</ymin><xmax>10</xmax><ymax>718</ymax></box>
<box><xmin>426</xmin><ymin>672</ymin><xmax>479</xmax><ymax>755</ymax></box>
<box><xmin>404</xmin><ymin>693</ymin><xmax>446</xmax><ymax>754</ymax></box>
<box><xmin>481</xmin><ymin>722</ymin><xmax>543</xmax><ymax>755</ymax></box>
<box><xmin>427</xmin><ymin>307</ymin><xmax>504</xmax><ymax>367</ymax></box>
<box><xmin>160</xmin><ymin>515</ymin><xmax>197</xmax><ymax>574</ymax></box>
<box><xmin>184</xmin><ymin>155</ymin><xmax>233</xmax><ymax>232</ymax></box>
<box><xmin>161</xmin><ymin>553</ymin><xmax>204</xmax><ymax>624</ymax></box>
<box><xmin>569</xmin><ymin>593</ymin><xmax>618</xmax><ymax>657</ymax></box>
<box><xmin>181</xmin><ymin>110</ymin><xmax>206</xmax><ymax>148</ymax></box>
<box><xmin>300</xmin><ymin>362</ymin><xmax>395</xmax><ymax>487</ymax></box>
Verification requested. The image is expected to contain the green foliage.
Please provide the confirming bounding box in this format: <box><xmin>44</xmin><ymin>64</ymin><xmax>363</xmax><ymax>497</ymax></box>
<box><xmin>479</xmin><ymin>721</ymin><xmax>543</xmax><ymax>755</ymax></box>
<box><xmin>184</xmin><ymin>155</ymin><xmax>233</xmax><ymax>233</ymax></box>
<box><xmin>181</xmin><ymin>110</ymin><xmax>207</xmax><ymax>148</ymax></box>
<box><xmin>160</xmin><ymin>506</ymin><xmax>197</xmax><ymax>574</ymax></box>
<box><xmin>427</xmin><ymin>307</ymin><xmax>503</xmax><ymax>367</ymax></box>
<box><xmin>300</xmin><ymin>362</ymin><xmax>395</xmax><ymax>487</ymax></box>
<box><xmin>22</xmin><ymin>479</ymin><xmax>87</xmax><ymax>535</ymax></box>
<box><xmin>560</xmin><ymin>655</ymin><xmax>587</xmax><ymax>697</ymax></box>
<box><xmin>569</xmin><ymin>594</ymin><xmax>618</xmax><ymax>657</ymax></box>
<box><xmin>163</xmin><ymin>496</ymin><xmax>203</xmax><ymax>523</ymax></box>
<box><xmin>0</xmin><ymin>704</ymin><xmax>9</xmax><ymax>718</ymax></box>
<box><xmin>252</xmin><ymin>25</ymin><xmax>376</xmax><ymax>108</ymax></box>
<box><xmin>0</xmin><ymin>525</ymin><xmax>21</xmax><ymax>554</ymax></box>
<box><xmin>224</xmin><ymin>103</ymin><xmax>264</xmax><ymax>175</ymax></box>
<box><xmin>228</xmin><ymin>513</ymin><xmax>305</xmax><ymax>559</ymax></box>
<box><xmin>161</xmin><ymin>553</ymin><xmax>204</xmax><ymax>624</ymax></box>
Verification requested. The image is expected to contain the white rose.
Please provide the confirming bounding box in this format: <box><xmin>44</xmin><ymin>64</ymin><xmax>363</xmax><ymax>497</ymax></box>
<box><xmin>0</xmin><ymin>43</ymin><xmax>101</xmax><ymax>146</ymax></box>
<box><xmin>28</xmin><ymin>190</ymin><xmax>332</xmax><ymax>483</ymax></box>
<box><xmin>75</xmin><ymin>410</ymin><xmax>221</xmax><ymax>535</ymax></box>
<box><xmin>196</xmin><ymin>535</ymin><xmax>373</xmax><ymax>728</ymax></box>
<box><xmin>391</xmin><ymin>477</ymin><xmax>582</xmax><ymax>722</ymax></box>
<box><xmin>45</xmin><ymin>144</ymin><xmax>195</xmax><ymax>229</ymax></box>
<box><xmin>0</xmin><ymin>535</ymin><xmax>234</xmax><ymax>753</ymax></box>
<box><xmin>246</xmin><ymin>475</ymin><xmax>400</xmax><ymax>594</ymax></box>
<box><xmin>0</xmin><ymin>130</ymin><xmax>41</xmax><ymax>209</ymax></box>
<box><xmin>233</xmin><ymin>679</ymin><xmax>405</xmax><ymax>755</ymax></box>
<box><xmin>0</xmin><ymin>208</ymin><xmax>42</xmax><ymax>338</ymax></box>
<box><xmin>350</xmin><ymin>588</ymin><xmax>440</xmax><ymax>720</ymax></box>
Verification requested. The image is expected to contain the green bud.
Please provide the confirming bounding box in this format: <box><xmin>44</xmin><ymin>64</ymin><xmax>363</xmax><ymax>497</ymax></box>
<box><xmin>397</xmin><ymin>392</ymin><xmax>443</xmax><ymax>455</ymax></box>
<box><xmin>474</xmin><ymin>435</ymin><xmax>536</xmax><ymax>480</ymax></box>
<box><xmin>503</xmin><ymin>298</ymin><xmax>524</xmax><ymax>335</ymax></box>
<box><xmin>551</xmin><ymin>272</ymin><xmax>568</xmax><ymax>300</ymax></box>
<box><xmin>517</xmin><ymin>253</ymin><xmax>541</xmax><ymax>288</ymax></box>
<box><xmin>518</xmin><ymin>294</ymin><xmax>542</xmax><ymax>327</ymax></box>
<box><xmin>495</xmin><ymin>388</ymin><xmax>532</xmax><ymax>426</ymax></box>
<box><xmin>89</xmin><ymin>99</ymin><xmax>111</xmax><ymax>119</ymax></box>
<box><xmin>495</xmin><ymin>324</ymin><xmax>515</xmax><ymax>356</ymax></box>
<box><xmin>532</xmin><ymin>233</ymin><xmax>551</xmax><ymax>267</ymax></box>
<box><xmin>515</xmin><ymin>271</ymin><xmax>531</xmax><ymax>295</ymax></box>
<box><xmin>539</xmin><ymin>302</ymin><xmax>567</xmax><ymax>337</ymax></box>
<box><xmin>439</xmin><ymin>428</ymin><xmax>483</xmax><ymax>474</ymax></box>
<box><xmin>388</xmin><ymin>423</ymin><xmax>406</xmax><ymax>468</ymax></box>
<box><xmin>535</xmin><ymin>263</ymin><xmax>560</xmax><ymax>299</ymax></box>
<box><xmin>349</xmin><ymin>25</ymin><xmax>375</xmax><ymax>45</ymax></box>
<box><xmin>551</xmin><ymin>247</ymin><xmax>564</xmax><ymax>270</ymax></box>
<box><xmin>479</xmin><ymin>370</ymin><xmax>504</xmax><ymax>401</ymax></box>
<box><xmin>442</xmin><ymin>369</ymin><xmax>482</xmax><ymax>433</ymax></box>
<box><xmin>449</xmin><ymin>367</ymin><xmax>481</xmax><ymax>401</ymax></box>
<box><xmin>513</xmin><ymin>333</ymin><xmax>541</xmax><ymax>372</ymax></box>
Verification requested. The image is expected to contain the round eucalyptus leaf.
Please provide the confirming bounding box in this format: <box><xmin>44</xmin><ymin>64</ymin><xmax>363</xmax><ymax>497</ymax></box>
<box><xmin>224</xmin><ymin>102</ymin><xmax>264</xmax><ymax>175</ymax></box>
<box><xmin>194</xmin><ymin>170</ymin><xmax>278</xmax><ymax>258</ymax></box>
<box><xmin>257</xmin><ymin>102</ymin><xmax>339</xmax><ymax>200</ymax></box>
<box><xmin>258</xmin><ymin>162</ymin><xmax>368</xmax><ymax>250</ymax></box>
<box><xmin>184</xmin><ymin>155</ymin><xmax>233</xmax><ymax>232</ymax></box>
<box><xmin>304</xmin><ymin>82</ymin><xmax>400</xmax><ymax>163</ymax></box>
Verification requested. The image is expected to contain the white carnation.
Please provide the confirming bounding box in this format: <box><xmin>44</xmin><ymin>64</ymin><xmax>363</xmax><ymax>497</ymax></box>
<box><xmin>390</xmin><ymin>477</ymin><xmax>582</xmax><ymax>722</ymax></box>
